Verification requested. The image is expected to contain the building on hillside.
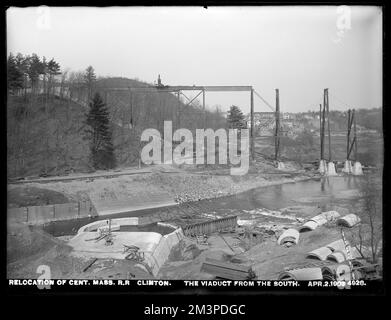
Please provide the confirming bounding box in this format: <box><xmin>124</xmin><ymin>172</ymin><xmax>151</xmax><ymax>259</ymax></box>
<box><xmin>245</xmin><ymin>112</ymin><xmax>278</xmax><ymax>136</ymax></box>
<box><xmin>245</xmin><ymin>112</ymin><xmax>277</xmax><ymax>126</ymax></box>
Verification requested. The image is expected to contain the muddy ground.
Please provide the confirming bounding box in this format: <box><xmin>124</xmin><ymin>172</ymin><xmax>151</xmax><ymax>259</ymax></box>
<box><xmin>7</xmin><ymin>200</ymin><xmax>357</xmax><ymax>280</ymax></box>
<box><xmin>7</xmin><ymin>162</ymin><xmax>381</xmax><ymax>280</ymax></box>
<box><xmin>7</xmin><ymin>160</ymin><xmax>314</xmax><ymax>208</ymax></box>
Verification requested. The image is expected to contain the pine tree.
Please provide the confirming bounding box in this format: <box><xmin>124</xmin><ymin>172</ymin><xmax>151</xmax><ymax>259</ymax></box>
<box><xmin>7</xmin><ymin>53</ymin><xmax>24</xmax><ymax>93</ymax></box>
<box><xmin>26</xmin><ymin>53</ymin><xmax>45</xmax><ymax>94</ymax></box>
<box><xmin>84</xmin><ymin>65</ymin><xmax>96</xmax><ymax>103</ymax></box>
<box><xmin>15</xmin><ymin>53</ymin><xmax>29</xmax><ymax>96</ymax></box>
<box><xmin>84</xmin><ymin>93</ymin><xmax>116</xmax><ymax>170</ymax></box>
<box><xmin>227</xmin><ymin>105</ymin><xmax>247</xmax><ymax>130</ymax></box>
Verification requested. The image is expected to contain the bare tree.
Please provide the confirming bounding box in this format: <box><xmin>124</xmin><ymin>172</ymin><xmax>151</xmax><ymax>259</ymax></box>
<box><xmin>347</xmin><ymin>173</ymin><xmax>382</xmax><ymax>263</ymax></box>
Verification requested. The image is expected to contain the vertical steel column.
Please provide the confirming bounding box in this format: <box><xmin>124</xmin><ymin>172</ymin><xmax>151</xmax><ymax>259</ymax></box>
<box><xmin>347</xmin><ymin>109</ymin><xmax>351</xmax><ymax>160</ymax></box>
<box><xmin>275</xmin><ymin>89</ymin><xmax>280</xmax><ymax>161</ymax></box>
<box><xmin>202</xmin><ymin>89</ymin><xmax>206</xmax><ymax>129</ymax></box>
<box><xmin>325</xmin><ymin>88</ymin><xmax>331</xmax><ymax>161</ymax></box>
<box><xmin>353</xmin><ymin>109</ymin><xmax>357</xmax><ymax>161</ymax></box>
<box><xmin>250</xmin><ymin>88</ymin><xmax>254</xmax><ymax>160</ymax></box>
<box><xmin>321</xmin><ymin>98</ymin><xmax>326</xmax><ymax>161</ymax></box>
<box><xmin>320</xmin><ymin>104</ymin><xmax>323</xmax><ymax>161</ymax></box>
<box><xmin>177</xmin><ymin>91</ymin><xmax>181</xmax><ymax>129</ymax></box>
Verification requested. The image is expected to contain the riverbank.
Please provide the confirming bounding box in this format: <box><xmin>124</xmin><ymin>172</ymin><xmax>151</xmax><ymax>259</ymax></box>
<box><xmin>8</xmin><ymin>162</ymin><xmax>318</xmax><ymax>210</ymax></box>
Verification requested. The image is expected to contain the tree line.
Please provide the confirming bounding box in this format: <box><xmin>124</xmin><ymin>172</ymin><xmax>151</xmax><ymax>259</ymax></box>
<box><xmin>7</xmin><ymin>52</ymin><xmax>237</xmax><ymax>176</ymax></box>
<box><xmin>7</xmin><ymin>53</ymin><xmax>115</xmax><ymax>172</ymax></box>
<box><xmin>7</xmin><ymin>52</ymin><xmax>61</xmax><ymax>96</ymax></box>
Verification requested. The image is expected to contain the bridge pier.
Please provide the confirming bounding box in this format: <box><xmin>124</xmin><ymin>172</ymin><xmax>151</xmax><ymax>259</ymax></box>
<box><xmin>342</xmin><ymin>160</ymin><xmax>353</xmax><ymax>174</ymax></box>
<box><xmin>319</xmin><ymin>160</ymin><xmax>327</xmax><ymax>175</ymax></box>
<box><xmin>352</xmin><ymin>161</ymin><xmax>363</xmax><ymax>175</ymax></box>
<box><xmin>327</xmin><ymin>162</ymin><xmax>337</xmax><ymax>176</ymax></box>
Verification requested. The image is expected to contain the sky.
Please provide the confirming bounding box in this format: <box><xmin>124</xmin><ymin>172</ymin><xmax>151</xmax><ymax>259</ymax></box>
<box><xmin>7</xmin><ymin>6</ymin><xmax>382</xmax><ymax>114</ymax></box>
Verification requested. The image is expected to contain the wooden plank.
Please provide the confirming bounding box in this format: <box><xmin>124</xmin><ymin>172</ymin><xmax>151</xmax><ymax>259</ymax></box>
<box><xmin>201</xmin><ymin>264</ymin><xmax>249</xmax><ymax>278</ymax></box>
<box><xmin>82</xmin><ymin>258</ymin><xmax>98</xmax><ymax>272</ymax></box>
<box><xmin>204</xmin><ymin>257</ymin><xmax>250</xmax><ymax>272</ymax></box>
<box><xmin>202</xmin><ymin>263</ymin><xmax>250</xmax><ymax>276</ymax></box>
<box><xmin>201</xmin><ymin>265</ymin><xmax>249</xmax><ymax>280</ymax></box>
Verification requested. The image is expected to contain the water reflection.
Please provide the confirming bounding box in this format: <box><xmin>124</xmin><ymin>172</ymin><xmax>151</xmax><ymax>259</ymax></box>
<box><xmin>321</xmin><ymin>178</ymin><xmax>326</xmax><ymax>192</ymax></box>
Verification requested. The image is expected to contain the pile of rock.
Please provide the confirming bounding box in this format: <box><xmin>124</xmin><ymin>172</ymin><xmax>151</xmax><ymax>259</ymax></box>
<box><xmin>174</xmin><ymin>189</ymin><xmax>227</xmax><ymax>203</ymax></box>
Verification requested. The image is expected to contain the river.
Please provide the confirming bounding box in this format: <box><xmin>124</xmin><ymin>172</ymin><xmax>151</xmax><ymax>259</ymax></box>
<box><xmin>42</xmin><ymin>175</ymin><xmax>370</xmax><ymax>236</ymax></box>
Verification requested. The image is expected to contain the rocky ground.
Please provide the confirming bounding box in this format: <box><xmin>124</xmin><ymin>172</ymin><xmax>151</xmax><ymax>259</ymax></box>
<box><xmin>8</xmin><ymin>160</ymin><xmax>382</xmax><ymax>281</ymax></box>
<box><xmin>8</xmin><ymin>198</ymin><xmax>368</xmax><ymax>281</ymax></box>
<box><xmin>7</xmin><ymin>160</ymin><xmax>316</xmax><ymax>208</ymax></box>
<box><xmin>157</xmin><ymin>204</ymin><xmax>358</xmax><ymax>280</ymax></box>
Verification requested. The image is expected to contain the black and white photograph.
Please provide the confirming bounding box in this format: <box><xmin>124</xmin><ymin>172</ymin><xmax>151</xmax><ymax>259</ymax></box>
<box><xmin>6</xmin><ymin>5</ymin><xmax>383</xmax><ymax>295</ymax></box>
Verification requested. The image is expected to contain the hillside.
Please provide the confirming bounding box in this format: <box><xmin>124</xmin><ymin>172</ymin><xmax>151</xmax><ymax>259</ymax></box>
<box><xmin>7</xmin><ymin>76</ymin><xmax>383</xmax><ymax>179</ymax></box>
<box><xmin>7</xmin><ymin>95</ymin><xmax>89</xmax><ymax>178</ymax></box>
<box><xmin>7</xmin><ymin>77</ymin><xmax>227</xmax><ymax>178</ymax></box>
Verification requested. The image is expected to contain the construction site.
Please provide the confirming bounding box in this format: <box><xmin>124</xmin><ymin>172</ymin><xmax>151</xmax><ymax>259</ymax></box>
<box><xmin>7</xmin><ymin>7</ymin><xmax>383</xmax><ymax>288</ymax></box>
<box><xmin>7</xmin><ymin>80</ymin><xmax>383</xmax><ymax>283</ymax></box>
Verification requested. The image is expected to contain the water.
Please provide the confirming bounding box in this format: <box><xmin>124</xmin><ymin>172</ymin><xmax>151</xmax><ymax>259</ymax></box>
<box><xmin>44</xmin><ymin>176</ymin><xmax>365</xmax><ymax>236</ymax></box>
<box><xmin>203</xmin><ymin>175</ymin><xmax>364</xmax><ymax>212</ymax></box>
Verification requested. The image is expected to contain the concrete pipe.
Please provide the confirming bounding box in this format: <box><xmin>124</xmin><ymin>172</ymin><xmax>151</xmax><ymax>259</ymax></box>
<box><xmin>321</xmin><ymin>265</ymin><xmax>340</xmax><ymax>281</ymax></box>
<box><xmin>326</xmin><ymin>239</ymin><xmax>347</xmax><ymax>252</ymax></box>
<box><xmin>336</xmin><ymin>214</ymin><xmax>361</xmax><ymax>228</ymax></box>
<box><xmin>327</xmin><ymin>251</ymin><xmax>347</xmax><ymax>263</ymax></box>
<box><xmin>320</xmin><ymin>210</ymin><xmax>341</xmax><ymax>222</ymax></box>
<box><xmin>306</xmin><ymin>246</ymin><xmax>333</xmax><ymax>260</ymax></box>
<box><xmin>277</xmin><ymin>228</ymin><xmax>300</xmax><ymax>246</ymax></box>
<box><xmin>278</xmin><ymin>267</ymin><xmax>323</xmax><ymax>281</ymax></box>
<box><xmin>299</xmin><ymin>220</ymin><xmax>318</xmax><ymax>232</ymax></box>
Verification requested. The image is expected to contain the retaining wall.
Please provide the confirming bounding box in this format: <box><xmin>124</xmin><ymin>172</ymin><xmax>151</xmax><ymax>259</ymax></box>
<box><xmin>7</xmin><ymin>200</ymin><xmax>96</xmax><ymax>225</ymax></box>
<box><xmin>146</xmin><ymin>227</ymin><xmax>185</xmax><ymax>276</ymax></box>
<box><xmin>71</xmin><ymin>217</ymin><xmax>185</xmax><ymax>277</ymax></box>
<box><xmin>7</xmin><ymin>207</ymin><xmax>28</xmax><ymax>224</ymax></box>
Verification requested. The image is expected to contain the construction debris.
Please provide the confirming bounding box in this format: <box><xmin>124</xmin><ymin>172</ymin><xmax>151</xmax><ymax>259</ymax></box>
<box><xmin>278</xmin><ymin>256</ymin><xmax>381</xmax><ymax>282</ymax></box>
<box><xmin>182</xmin><ymin>215</ymin><xmax>237</xmax><ymax>237</ymax></box>
<box><xmin>82</xmin><ymin>258</ymin><xmax>98</xmax><ymax>272</ymax></box>
<box><xmin>201</xmin><ymin>257</ymin><xmax>256</xmax><ymax>280</ymax></box>
<box><xmin>98</xmin><ymin>224</ymin><xmax>120</xmax><ymax>233</ymax></box>
<box><xmin>278</xmin><ymin>267</ymin><xmax>323</xmax><ymax>281</ymax></box>
<box><xmin>307</xmin><ymin>246</ymin><xmax>333</xmax><ymax>261</ymax></box>
<box><xmin>299</xmin><ymin>211</ymin><xmax>340</xmax><ymax>232</ymax></box>
<box><xmin>277</xmin><ymin>228</ymin><xmax>300</xmax><ymax>246</ymax></box>
<box><xmin>196</xmin><ymin>234</ymin><xmax>209</xmax><ymax>246</ymax></box>
<box><xmin>306</xmin><ymin>239</ymin><xmax>361</xmax><ymax>262</ymax></box>
<box><xmin>123</xmin><ymin>245</ymin><xmax>145</xmax><ymax>262</ymax></box>
<box><xmin>336</xmin><ymin>214</ymin><xmax>361</xmax><ymax>227</ymax></box>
